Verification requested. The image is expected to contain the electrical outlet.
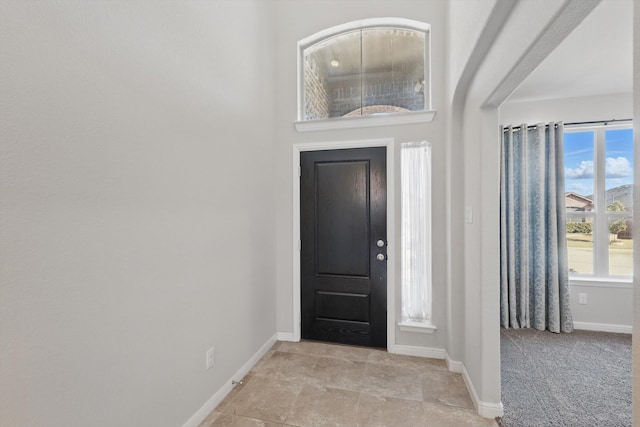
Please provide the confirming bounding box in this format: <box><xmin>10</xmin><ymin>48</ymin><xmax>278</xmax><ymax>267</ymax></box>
<box><xmin>579</xmin><ymin>293</ymin><xmax>588</xmax><ymax>305</ymax></box>
<box><xmin>206</xmin><ymin>346</ymin><xmax>215</xmax><ymax>370</ymax></box>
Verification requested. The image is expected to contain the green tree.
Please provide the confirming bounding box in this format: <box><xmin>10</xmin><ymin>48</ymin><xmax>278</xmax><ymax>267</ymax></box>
<box><xmin>607</xmin><ymin>200</ymin><xmax>627</xmax><ymax>240</ymax></box>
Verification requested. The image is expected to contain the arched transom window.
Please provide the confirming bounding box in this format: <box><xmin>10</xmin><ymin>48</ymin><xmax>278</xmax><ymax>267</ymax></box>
<box><xmin>297</xmin><ymin>18</ymin><xmax>431</xmax><ymax>128</ymax></box>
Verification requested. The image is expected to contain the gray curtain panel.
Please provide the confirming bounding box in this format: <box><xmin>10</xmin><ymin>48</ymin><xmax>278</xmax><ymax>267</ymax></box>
<box><xmin>500</xmin><ymin>123</ymin><xmax>573</xmax><ymax>333</ymax></box>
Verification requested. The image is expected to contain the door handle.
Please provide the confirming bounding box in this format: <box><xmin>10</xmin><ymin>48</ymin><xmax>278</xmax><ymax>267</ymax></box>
<box><xmin>376</xmin><ymin>253</ymin><xmax>387</xmax><ymax>261</ymax></box>
<box><xmin>376</xmin><ymin>239</ymin><xmax>386</xmax><ymax>247</ymax></box>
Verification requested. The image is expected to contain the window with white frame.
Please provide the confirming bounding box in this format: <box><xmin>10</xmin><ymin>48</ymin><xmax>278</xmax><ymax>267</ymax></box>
<box><xmin>399</xmin><ymin>141</ymin><xmax>433</xmax><ymax>331</ymax></box>
<box><xmin>564</xmin><ymin>125</ymin><xmax>634</xmax><ymax>278</ymax></box>
<box><xmin>297</xmin><ymin>18</ymin><xmax>432</xmax><ymax>128</ymax></box>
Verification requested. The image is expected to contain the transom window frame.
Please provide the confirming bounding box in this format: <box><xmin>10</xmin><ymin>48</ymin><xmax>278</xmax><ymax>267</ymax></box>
<box><xmin>294</xmin><ymin>18</ymin><xmax>436</xmax><ymax>132</ymax></box>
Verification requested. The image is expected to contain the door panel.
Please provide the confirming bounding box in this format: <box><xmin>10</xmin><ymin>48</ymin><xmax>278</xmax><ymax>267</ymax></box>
<box><xmin>300</xmin><ymin>147</ymin><xmax>387</xmax><ymax>348</ymax></box>
<box><xmin>316</xmin><ymin>161</ymin><xmax>370</xmax><ymax>277</ymax></box>
<box><xmin>315</xmin><ymin>291</ymin><xmax>370</xmax><ymax>323</ymax></box>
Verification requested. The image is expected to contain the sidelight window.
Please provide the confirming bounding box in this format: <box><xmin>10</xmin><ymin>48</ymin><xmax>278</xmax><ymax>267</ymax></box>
<box><xmin>399</xmin><ymin>141</ymin><xmax>434</xmax><ymax>332</ymax></box>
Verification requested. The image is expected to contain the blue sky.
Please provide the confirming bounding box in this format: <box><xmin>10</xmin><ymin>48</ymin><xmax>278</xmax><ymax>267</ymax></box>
<box><xmin>564</xmin><ymin>129</ymin><xmax>634</xmax><ymax>196</ymax></box>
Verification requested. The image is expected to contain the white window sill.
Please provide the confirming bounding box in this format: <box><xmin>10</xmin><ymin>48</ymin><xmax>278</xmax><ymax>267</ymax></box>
<box><xmin>294</xmin><ymin>110</ymin><xmax>436</xmax><ymax>132</ymax></box>
<box><xmin>569</xmin><ymin>276</ymin><xmax>632</xmax><ymax>289</ymax></box>
<box><xmin>398</xmin><ymin>320</ymin><xmax>437</xmax><ymax>334</ymax></box>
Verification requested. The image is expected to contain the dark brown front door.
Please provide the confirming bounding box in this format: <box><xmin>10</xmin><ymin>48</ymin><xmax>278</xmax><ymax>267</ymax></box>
<box><xmin>300</xmin><ymin>147</ymin><xmax>387</xmax><ymax>348</ymax></box>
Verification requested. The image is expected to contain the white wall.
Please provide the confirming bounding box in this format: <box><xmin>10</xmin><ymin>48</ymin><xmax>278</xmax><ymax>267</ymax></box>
<box><xmin>272</xmin><ymin>0</ymin><xmax>449</xmax><ymax>350</ymax></box>
<box><xmin>500</xmin><ymin>93</ymin><xmax>634</xmax><ymax>331</ymax></box>
<box><xmin>450</xmin><ymin>0</ymin><xmax>598</xmax><ymax>413</ymax></box>
<box><xmin>445</xmin><ymin>0</ymin><xmax>502</xmax><ymax>369</ymax></box>
<box><xmin>0</xmin><ymin>2</ymin><xmax>277</xmax><ymax>426</ymax></box>
<box><xmin>632</xmin><ymin>0</ymin><xmax>639</xmax><ymax>421</ymax></box>
<box><xmin>501</xmin><ymin>93</ymin><xmax>633</xmax><ymax>124</ymax></box>
<box><xmin>569</xmin><ymin>283</ymin><xmax>632</xmax><ymax>330</ymax></box>
<box><xmin>454</xmin><ymin>0</ymin><xmax>563</xmax><ymax>411</ymax></box>
<box><xmin>446</xmin><ymin>0</ymin><xmax>497</xmax><ymax>96</ymax></box>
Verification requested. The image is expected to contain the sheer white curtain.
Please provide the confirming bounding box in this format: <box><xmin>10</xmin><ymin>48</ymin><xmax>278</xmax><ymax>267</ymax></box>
<box><xmin>401</xmin><ymin>141</ymin><xmax>432</xmax><ymax>323</ymax></box>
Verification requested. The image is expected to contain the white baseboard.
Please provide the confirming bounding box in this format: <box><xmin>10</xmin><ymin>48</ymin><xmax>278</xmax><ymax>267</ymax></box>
<box><xmin>276</xmin><ymin>332</ymin><xmax>297</xmax><ymax>342</ymax></box>
<box><xmin>181</xmin><ymin>334</ymin><xmax>278</xmax><ymax>427</ymax></box>
<box><xmin>573</xmin><ymin>321</ymin><xmax>632</xmax><ymax>334</ymax></box>
<box><xmin>182</xmin><ymin>336</ymin><xmax>505</xmax><ymax>425</ymax></box>
<box><xmin>445</xmin><ymin>355</ymin><xmax>464</xmax><ymax>373</ymax></box>
<box><xmin>389</xmin><ymin>346</ymin><xmax>503</xmax><ymax>418</ymax></box>
<box><xmin>388</xmin><ymin>344</ymin><xmax>446</xmax><ymax>359</ymax></box>
<box><xmin>476</xmin><ymin>399</ymin><xmax>505</xmax><ymax>418</ymax></box>
<box><xmin>391</xmin><ymin>346</ymin><xmax>502</xmax><ymax>417</ymax></box>
<box><xmin>446</xmin><ymin>352</ymin><xmax>504</xmax><ymax>419</ymax></box>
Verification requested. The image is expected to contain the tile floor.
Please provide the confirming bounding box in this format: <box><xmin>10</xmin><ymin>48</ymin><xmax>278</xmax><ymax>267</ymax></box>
<box><xmin>199</xmin><ymin>341</ymin><xmax>498</xmax><ymax>427</ymax></box>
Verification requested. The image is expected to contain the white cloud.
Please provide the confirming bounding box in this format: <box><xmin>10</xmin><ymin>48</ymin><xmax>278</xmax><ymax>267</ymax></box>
<box><xmin>605</xmin><ymin>157</ymin><xmax>631</xmax><ymax>178</ymax></box>
<box><xmin>565</xmin><ymin>160</ymin><xmax>593</xmax><ymax>179</ymax></box>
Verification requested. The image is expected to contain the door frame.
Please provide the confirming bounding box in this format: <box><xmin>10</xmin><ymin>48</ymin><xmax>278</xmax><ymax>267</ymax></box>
<box><xmin>292</xmin><ymin>138</ymin><xmax>396</xmax><ymax>351</ymax></box>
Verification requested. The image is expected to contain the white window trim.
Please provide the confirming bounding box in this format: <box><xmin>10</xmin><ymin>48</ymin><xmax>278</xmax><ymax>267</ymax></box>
<box><xmin>398</xmin><ymin>141</ymin><xmax>434</xmax><ymax>331</ymax></box>
<box><xmin>294</xmin><ymin>110</ymin><xmax>436</xmax><ymax>132</ymax></box>
<box><xmin>565</xmin><ymin>123</ymin><xmax>633</xmax><ymax>280</ymax></box>
<box><xmin>398</xmin><ymin>320</ymin><xmax>437</xmax><ymax>334</ymax></box>
<box><xmin>296</xmin><ymin>17</ymin><xmax>433</xmax><ymax>128</ymax></box>
<box><xmin>569</xmin><ymin>277</ymin><xmax>632</xmax><ymax>289</ymax></box>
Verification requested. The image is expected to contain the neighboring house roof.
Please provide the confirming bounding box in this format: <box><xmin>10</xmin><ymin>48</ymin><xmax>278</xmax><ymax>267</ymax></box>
<box><xmin>565</xmin><ymin>185</ymin><xmax>633</xmax><ymax>212</ymax></box>
<box><xmin>565</xmin><ymin>192</ymin><xmax>593</xmax><ymax>211</ymax></box>
<box><xmin>566</xmin><ymin>192</ymin><xmax>593</xmax><ymax>203</ymax></box>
